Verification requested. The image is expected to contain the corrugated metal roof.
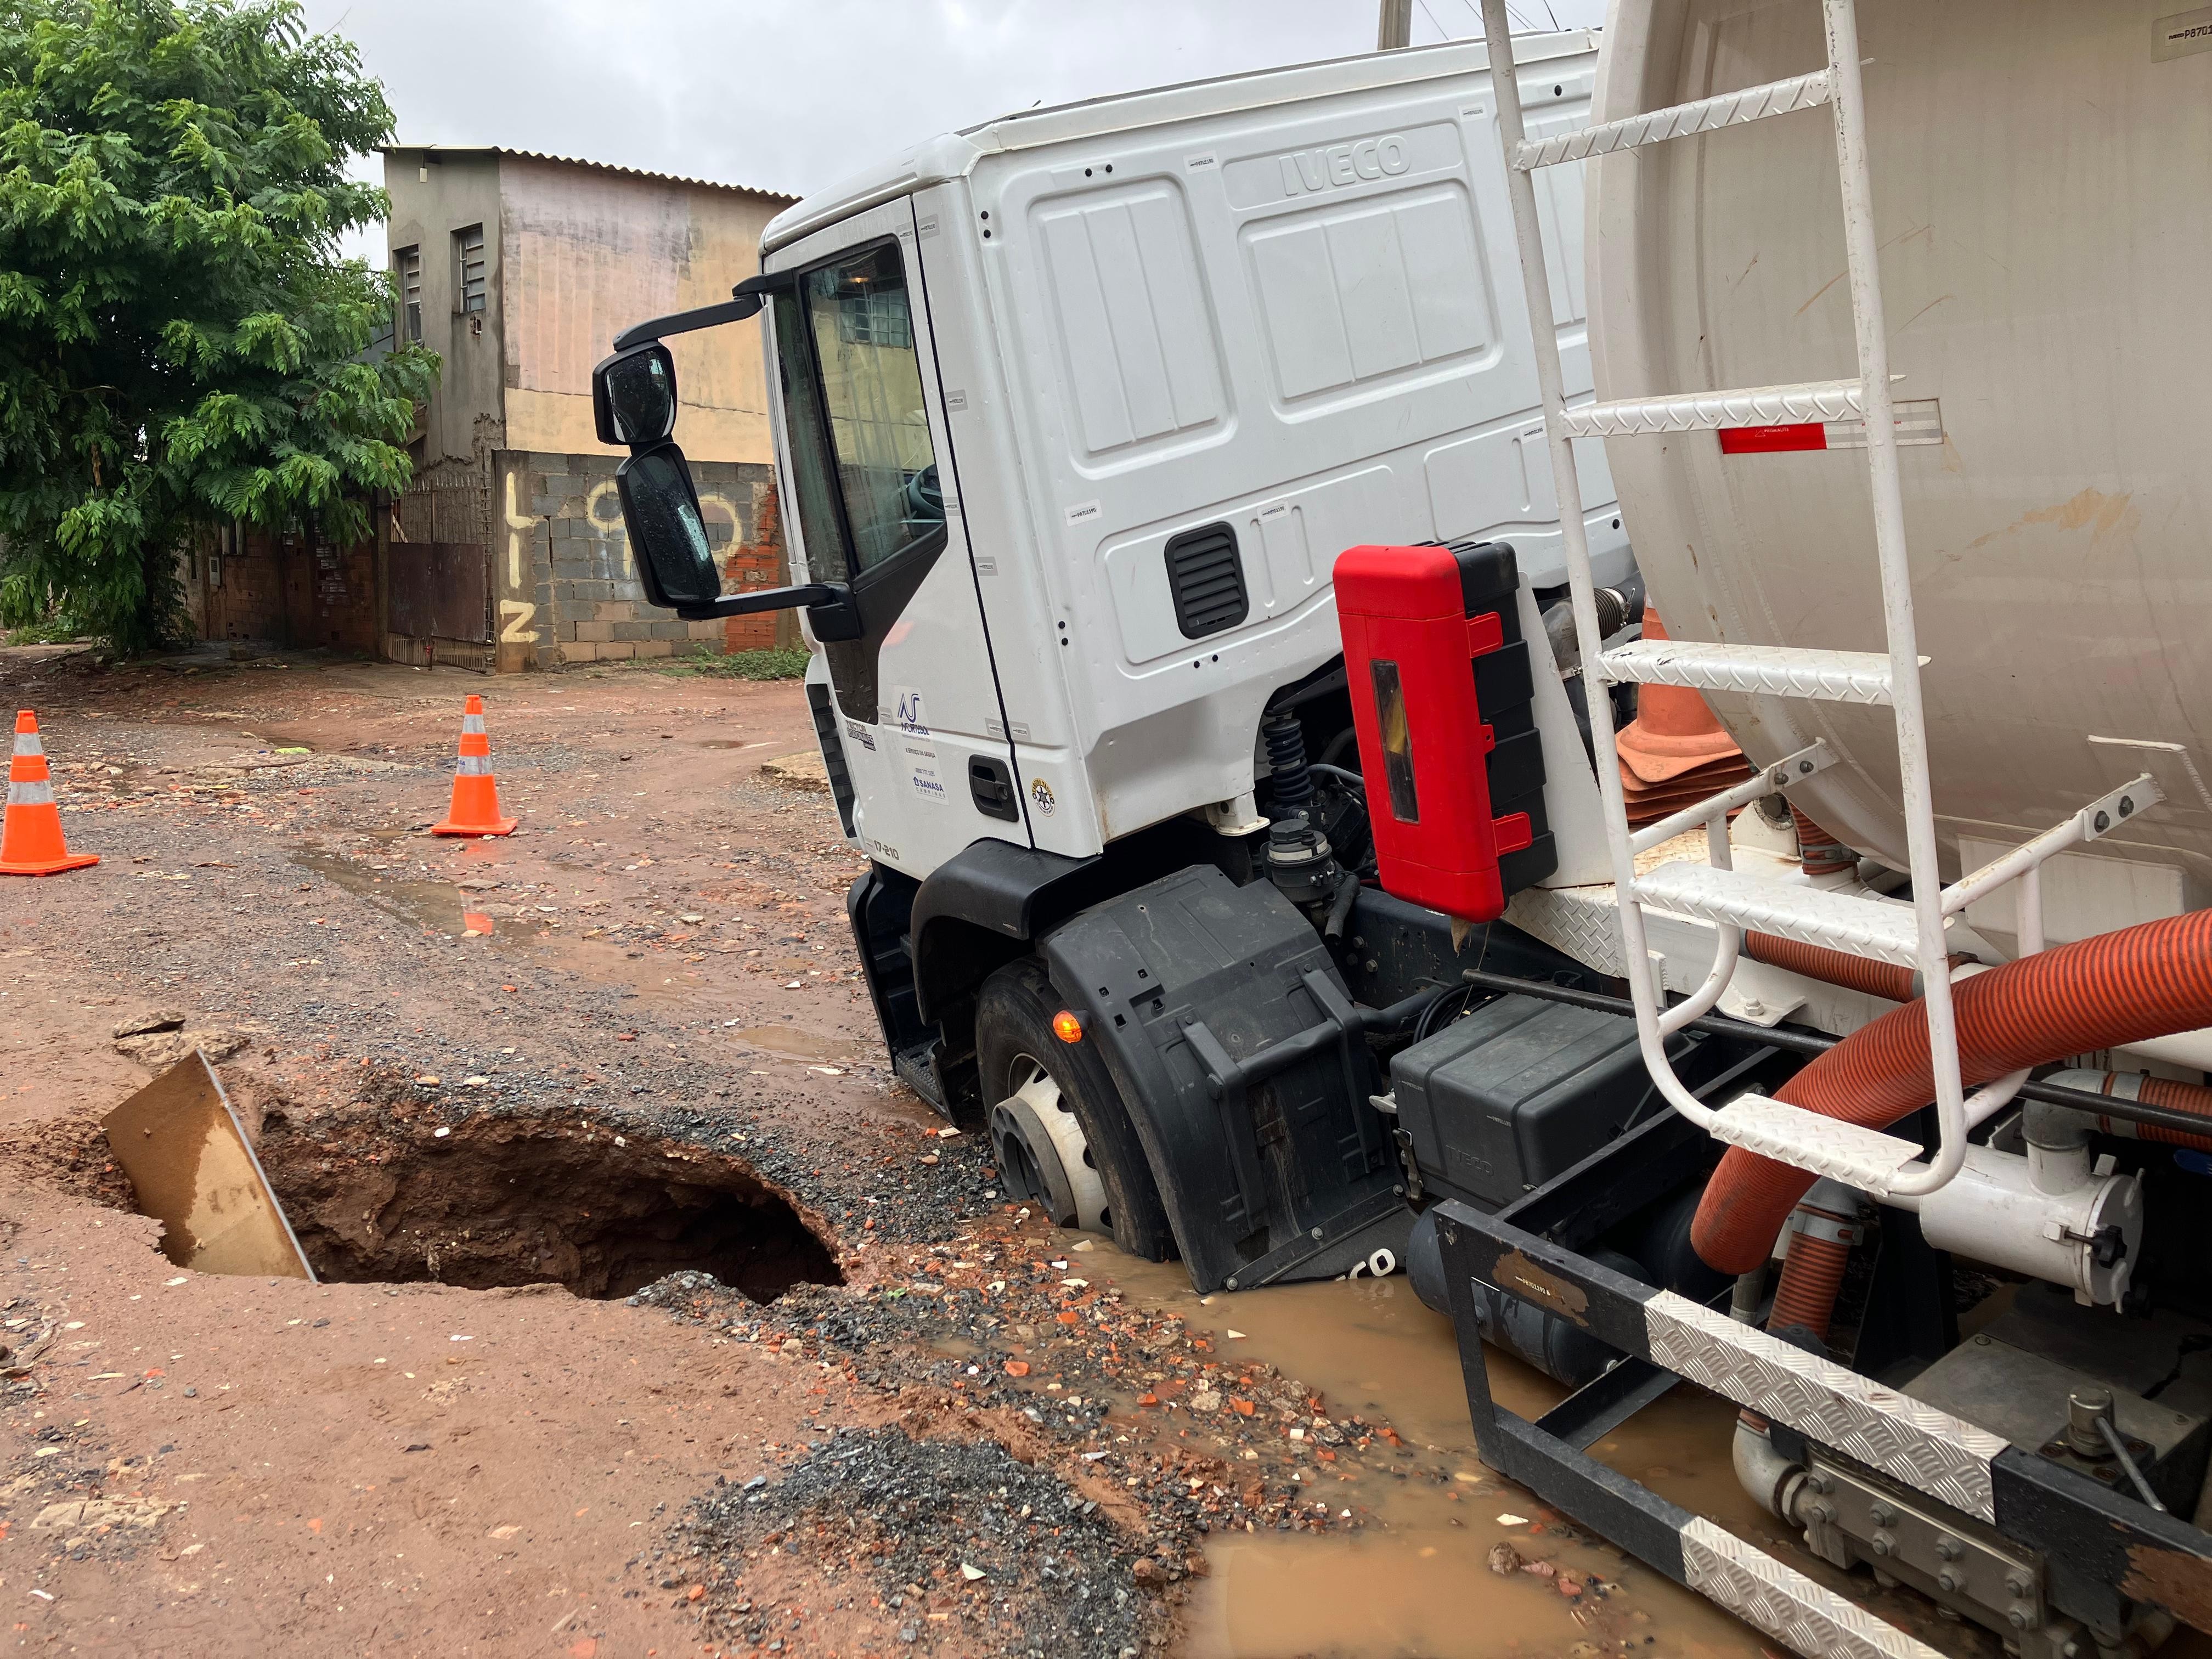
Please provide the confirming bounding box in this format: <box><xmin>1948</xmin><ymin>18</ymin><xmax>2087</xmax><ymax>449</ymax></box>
<box><xmin>381</xmin><ymin>144</ymin><xmax>797</xmax><ymax>203</ymax></box>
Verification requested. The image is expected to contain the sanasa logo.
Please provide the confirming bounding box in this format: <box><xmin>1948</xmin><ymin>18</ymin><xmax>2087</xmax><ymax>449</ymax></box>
<box><xmin>1278</xmin><ymin>134</ymin><xmax>1413</xmax><ymax>196</ymax></box>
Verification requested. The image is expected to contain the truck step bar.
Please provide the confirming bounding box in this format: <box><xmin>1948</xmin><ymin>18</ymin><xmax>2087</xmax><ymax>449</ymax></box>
<box><xmin>1557</xmin><ymin>376</ymin><xmax>1868</xmax><ymax>438</ymax></box>
<box><xmin>1629</xmin><ymin>862</ymin><xmax>1927</xmax><ymax>967</ymax></box>
<box><xmin>1596</xmin><ymin>640</ymin><xmax>1900</xmax><ymax>706</ymax></box>
<box><xmin>1510</xmin><ymin>67</ymin><xmax>1836</xmax><ymax>170</ymax></box>
<box><xmin>1702</xmin><ymin>1096</ymin><xmax>1926</xmax><ymax>1197</ymax></box>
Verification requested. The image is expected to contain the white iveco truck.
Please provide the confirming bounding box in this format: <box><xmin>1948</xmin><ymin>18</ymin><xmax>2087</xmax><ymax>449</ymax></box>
<box><xmin>598</xmin><ymin>4</ymin><xmax>2212</xmax><ymax>1654</ymax></box>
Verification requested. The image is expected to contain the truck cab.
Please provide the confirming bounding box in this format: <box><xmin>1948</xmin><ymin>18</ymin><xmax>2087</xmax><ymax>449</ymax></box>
<box><xmin>755</xmin><ymin>30</ymin><xmax>1626</xmax><ymax>884</ymax></box>
<box><xmin>594</xmin><ymin>31</ymin><xmax>1641</xmax><ymax>1286</ymax></box>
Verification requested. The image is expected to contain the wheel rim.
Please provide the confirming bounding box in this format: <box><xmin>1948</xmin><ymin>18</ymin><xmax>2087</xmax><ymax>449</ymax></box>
<box><xmin>987</xmin><ymin>1055</ymin><xmax>1110</xmax><ymax>1233</ymax></box>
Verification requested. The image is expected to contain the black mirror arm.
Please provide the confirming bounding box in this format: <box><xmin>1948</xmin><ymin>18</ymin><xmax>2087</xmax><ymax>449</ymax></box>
<box><xmin>673</xmin><ymin>581</ymin><xmax>856</xmax><ymax>630</ymax></box>
<box><xmin>611</xmin><ymin>273</ymin><xmax>795</xmax><ymax>352</ymax></box>
<box><xmin>613</xmin><ymin>295</ymin><xmax>760</xmax><ymax>353</ymax></box>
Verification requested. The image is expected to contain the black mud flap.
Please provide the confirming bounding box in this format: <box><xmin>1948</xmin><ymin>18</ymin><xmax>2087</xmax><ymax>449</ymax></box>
<box><xmin>847</xmin><ymin>865</ymin><xmax>970</xmax><ymax>1115</ymax></box>
<box><xmin>1038</xmin><ymin>865</ymin><xmax>1407</xmax><ymax>1294</ymax></box>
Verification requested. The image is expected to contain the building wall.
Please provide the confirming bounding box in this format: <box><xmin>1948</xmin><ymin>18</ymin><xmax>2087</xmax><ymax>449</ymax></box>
<box><xmin>181</xmin><ymin>523</ymin><xmax>378</xmax><ymax>653</ymax></box>
<box><xmin>188</xmin><ymin>525</ymin><xmax>285</xmax><ymax>641</ymax></box>
<box><xmin>383</xmin><ymin>150</ymin><xmax>794</xmax><ymax>672</ymax></box>
<box><xmin>496</xmin><ymin>156</ymin><xmax>784</xmax><ymax>465</ymax></box>
<box><xmin>383</xmin><ymin>151</ymin><xmax>508</xmax><ymax>466</ymax></box>
<box><xmin>280</xmin><ymin>528</ymin><xmax>379</xmax><ymax>654</ymax></box>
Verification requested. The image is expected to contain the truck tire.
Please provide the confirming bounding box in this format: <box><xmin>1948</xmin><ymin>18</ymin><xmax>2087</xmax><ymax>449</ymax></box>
<box><xmin>974</xmin><ymin>958</ymin><xmax>1176</xmax><ymax>1262</ymax></box>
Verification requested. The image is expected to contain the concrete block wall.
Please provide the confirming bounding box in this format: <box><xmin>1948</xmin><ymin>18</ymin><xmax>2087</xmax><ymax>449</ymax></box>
<box><xmin>495</xmin><ymin>450</ymin><xmax>783</xmax><ymax>668</ymax></box>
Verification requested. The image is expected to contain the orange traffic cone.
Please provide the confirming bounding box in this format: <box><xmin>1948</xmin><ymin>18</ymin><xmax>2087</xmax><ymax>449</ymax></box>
<box><xmin>2</xmin><ymin>711</ymin><xmax>99</xmax><ymax>876</ymax></box>
<box><xmin>431</xmin><ymin>695</ymin><xmax>517</xmax><ymax>837</ymax></box>
<box><xmin>1615</xmin><ymin>608</ymin><xmax>1752</xmax><ymax>825</ymax></box>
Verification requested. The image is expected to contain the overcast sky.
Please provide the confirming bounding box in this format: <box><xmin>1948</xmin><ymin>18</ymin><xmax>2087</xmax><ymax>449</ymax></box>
<box><xmin>298</xmin><ymin>0</ymin><xmax>1606</xmax><ymax>261</ymax></box>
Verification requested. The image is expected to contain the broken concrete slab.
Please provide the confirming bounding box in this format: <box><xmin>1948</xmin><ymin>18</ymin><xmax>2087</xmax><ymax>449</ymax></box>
<box><xmin>114</xmin><ymin>1028</ymin><xmax>248</xmax><ymax>1070</ymax></box>
<box><xmin>760</xmin><ymin>751</ymin><xmax>829</xmax><ymax>792</ymax></box>
<box><xmin>112</xmin><ymin>1008</ymin><xmax>187</xmax><ymax>1040</ymax></box>
<box><xmin>31</xmin><ymin>1496</ymin><xmax>173</xmax><ymax>1536</ymax></box>
<box><xmin>101</xmin><ymin>1052</ymin><xmax>315</xmax><ymax>1281</ymax></box>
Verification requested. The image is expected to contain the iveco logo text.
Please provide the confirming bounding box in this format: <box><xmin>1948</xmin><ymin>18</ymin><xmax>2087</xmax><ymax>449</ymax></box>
<box><xmin>1278</xmin><ymin>134</ymin><xmax>1412</xmax><ymax>196</ymax></box>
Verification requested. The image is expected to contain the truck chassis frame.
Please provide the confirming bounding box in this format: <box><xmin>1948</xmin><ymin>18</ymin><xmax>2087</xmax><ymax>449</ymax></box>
<box><xmin>1433</xmin><ymin>1118</ymin><xmax>2212</xmax><ymax>1656</ymax></box>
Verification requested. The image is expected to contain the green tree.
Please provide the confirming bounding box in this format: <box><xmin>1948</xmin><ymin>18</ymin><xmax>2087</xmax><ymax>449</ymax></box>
<box><xmin>0</xmin><ymin>0</ymin><xmax>436</xmax><ymax>652</ymax></box>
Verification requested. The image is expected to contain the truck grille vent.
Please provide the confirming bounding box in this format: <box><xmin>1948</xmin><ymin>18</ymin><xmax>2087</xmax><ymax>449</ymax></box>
<box><xmin>1164</xmin><ymin>522</ymin><xmax>1248</xmax><ymax>640</ymax></box>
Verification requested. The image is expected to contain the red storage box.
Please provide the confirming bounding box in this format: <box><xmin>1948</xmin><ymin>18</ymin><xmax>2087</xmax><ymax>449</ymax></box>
<box><xmin>1333</xmin><ymin>540</ymin><xmax>1555</xmax><ymax>922</ymax></box>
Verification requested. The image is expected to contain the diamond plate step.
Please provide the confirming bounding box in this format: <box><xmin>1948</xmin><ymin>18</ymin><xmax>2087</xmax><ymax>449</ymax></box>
<box><xmin>1560</xmin><ymin>378</ymin><xmax>1865</xmax><ymax>439</ymax></box>
<box><xmin>1512</xmin><ymin>69</ymin><xmax>1836</xmax><ymax>171</ymax></box>
<box><xmin>1599</xmin><ymin>640</ymin><xmax>1896</xmax><ymax>705</ymax></box>
<box><xmin>1705</xmin><ymin>1095</ymin><xmax>1925</xmax><ymax>1194</ymax></box>
<box><xmin>1631</xmin><ymin>862</ymin><xmax>1926</xmax><ymax>966</ymax></box>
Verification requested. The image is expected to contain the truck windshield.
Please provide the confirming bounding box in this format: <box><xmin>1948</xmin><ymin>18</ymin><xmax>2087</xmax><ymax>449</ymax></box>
<box><xmin>772</xmin><ymin>239</ymin><xmax>944</xmax><ymax>584</ymax></box>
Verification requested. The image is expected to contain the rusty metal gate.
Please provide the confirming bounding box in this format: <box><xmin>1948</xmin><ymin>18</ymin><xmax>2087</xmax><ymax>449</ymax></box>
<box><xmin>389</xmin><ymin>466</ymin><xmax>493</xmax><ymax>647</ymax></box>
<box><xmin>386</xmin><ymin>540</ymin><xmax>491</xmax><ymax>642</ymax></box>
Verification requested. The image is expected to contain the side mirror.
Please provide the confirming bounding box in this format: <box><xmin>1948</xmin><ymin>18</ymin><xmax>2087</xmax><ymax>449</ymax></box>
<box><xmin>593</xmin><ymin>341</ymin><xmax>679</xmax><ymax>447</ymax></box>
<box><xmin>596</xmin><ymin>303</ymin><xmax>864</xmax><ymax>636</ymax></box>
<box><xmin>611</xmin><ymin>439</ymin><xmax>863</xmax><ymax>635</ymax></box>
<box><xmin>614</xmin><ymin>442</ymin><xmax>723</xmax><ymax>610</ymax></box>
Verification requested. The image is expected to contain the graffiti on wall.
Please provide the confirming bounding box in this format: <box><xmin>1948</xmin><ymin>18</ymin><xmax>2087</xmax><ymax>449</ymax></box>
<box><xmin>501</xmin><ymin>470</ymin><xmax>541</xmax><ymax>645</ymax></box>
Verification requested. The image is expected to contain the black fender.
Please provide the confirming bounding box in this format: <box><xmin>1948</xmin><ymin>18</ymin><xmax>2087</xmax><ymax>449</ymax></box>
<box><xmin>1037</xmin><ymin>864</ymin><xmax>1401</xmax><ymax>1294</ymax></box>
<box><xmin>867</xmin><ymin>820</ymin><xmax>1262</xmax><ymax>1118</ymax></box>
<box><xmin>909</xmin><ymin>817</ymin><xmax>1259</xmax><ymax>1028</ymax></box>
<box><xmin>910</xmin><ymin>839</ymin><xmax>1103</xmax><ymax>1027</ymax></box>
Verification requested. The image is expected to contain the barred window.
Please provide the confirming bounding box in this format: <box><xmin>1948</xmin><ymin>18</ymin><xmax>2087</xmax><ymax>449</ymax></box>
<box><xmin>455</xmin><ymin>225</ymin><xmax>487</xmax><ymax>314</ymax></box>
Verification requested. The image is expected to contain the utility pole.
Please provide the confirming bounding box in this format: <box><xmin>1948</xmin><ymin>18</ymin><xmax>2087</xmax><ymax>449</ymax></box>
<box><xmin>1376</xmin><ymin>0</ymin><xmax>1412</xmax><ymax>49</ymax></box>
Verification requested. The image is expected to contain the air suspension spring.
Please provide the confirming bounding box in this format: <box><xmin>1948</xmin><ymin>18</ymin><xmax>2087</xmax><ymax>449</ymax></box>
<box><xmin>1261</xmin><ymin>710</ymin><xmax>1341</xmax><ymax>911</ymax></box>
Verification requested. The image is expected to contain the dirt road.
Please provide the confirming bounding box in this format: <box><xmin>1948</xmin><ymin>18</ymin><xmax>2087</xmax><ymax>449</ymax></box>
<box><xmin>0</xmin><ymin>648</ymin><xmax>1957</xmax><ymax>1658</ymax></box>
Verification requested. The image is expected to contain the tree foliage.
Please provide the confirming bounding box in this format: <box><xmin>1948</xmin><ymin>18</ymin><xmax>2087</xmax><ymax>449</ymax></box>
<box><xmin>0</xmin><ymin>0</ymin><xmax>437</xmax><ymax>651</ymax></box>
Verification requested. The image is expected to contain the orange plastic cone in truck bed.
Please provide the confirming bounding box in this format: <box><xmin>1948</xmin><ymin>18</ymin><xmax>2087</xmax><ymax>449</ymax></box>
<box><xmin>1</xmin><ymin>711</ymin><xmax>99</xmax><ymax>876</ymax></box>
<box><xmin>1614</xmin><ymin>609</ymin><xmax>1751</xmax><ymax>824</ymax></box>
<box><xmin>431</xmin><ymin>696</ymin><xmax>517</xmax><ymax>838</ymax></box>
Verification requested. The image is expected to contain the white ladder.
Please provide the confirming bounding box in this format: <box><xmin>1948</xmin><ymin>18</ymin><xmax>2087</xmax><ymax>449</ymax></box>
<box><xmin>1476</xmin><ymin>0</ymin><xmax>2162</xmax><ymax>1199</ymax></box>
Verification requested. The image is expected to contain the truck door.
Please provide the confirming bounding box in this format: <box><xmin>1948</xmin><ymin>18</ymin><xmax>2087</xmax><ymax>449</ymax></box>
<box><xmin>765</xmin><ymin>200</ymin><xmax>1026</xmax><ymax>877</ymax></box>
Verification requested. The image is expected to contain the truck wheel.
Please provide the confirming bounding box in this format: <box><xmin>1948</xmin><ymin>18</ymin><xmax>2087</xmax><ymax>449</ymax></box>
<box><xmin>975</xmin><ymin>959</ymin><xmax>1175</xmax><ymax>1262</ymax></box>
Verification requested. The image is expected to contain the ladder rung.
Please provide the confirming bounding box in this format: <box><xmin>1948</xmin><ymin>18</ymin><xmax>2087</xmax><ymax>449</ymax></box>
<box><xmin>1599</xmin><ymin>640</ymin><xmax>1897</xmax><ymax>706</ymax></box>
<box><xmin>1705</xmin><ymin>1095</ymin><xmax>1923</xmax><ymax>1195</ymax></box>
<box><xmin>1512</xmin><ymin>69</ymin><xmax>1836</xmax><ymax>171</ymax></box>
<box><xmin>1632</xmin><ymin>862</ymin><xmax>1926</xmax><ymax>966</ymax></box>
<box><xmin>1559</xmin><ymin>379</ymin><xmax>1865</xmax><ymax>439</ymax></box>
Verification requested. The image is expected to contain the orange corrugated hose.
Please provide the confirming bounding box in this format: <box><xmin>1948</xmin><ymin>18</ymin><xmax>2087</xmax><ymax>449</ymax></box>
<box><xmin>1743</xmin><ymin>935</ymin><xmax>1975</xmax><ymax>1004</ymax></box>
<box><xmin>1768</xmin><ymin>1233</ymin><xmax>1853</xmax><ymax>1344</ymax></box>
<box><xmin>1693</xmin><ymin>909</ymin><xmax>2212</xmax><ymax>1278</ymax></box>
<box><xmin>1745</xmin><ymin>934</ymin><xmax>1917</xmax><ymax>1002</ymax></box>
<box><xmin>2101</xmin><ymin>1074</ymin><xmax>2212</xmax><ymax>1154</ymax></box>
<box><xmin>1791</xmin><ymin>806</ymin><xmax>1856</xmax><ymax>877</ymax></box>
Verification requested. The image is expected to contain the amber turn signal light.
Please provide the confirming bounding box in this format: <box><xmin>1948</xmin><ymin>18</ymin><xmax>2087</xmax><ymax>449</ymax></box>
<box><xmin>1052</xmin><ymin>1010</ymin><xmax>1084</xmax><ymax>1043</ymax></box>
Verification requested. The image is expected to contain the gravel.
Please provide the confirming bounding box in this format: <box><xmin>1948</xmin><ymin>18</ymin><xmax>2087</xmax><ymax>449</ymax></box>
<box><xmin>669</xmin><ymin>1425</ymin><xmax>1161</xmax><ymax>1658</ymax></box>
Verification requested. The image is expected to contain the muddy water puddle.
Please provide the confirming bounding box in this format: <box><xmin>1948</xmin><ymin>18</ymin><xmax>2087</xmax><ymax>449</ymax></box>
<box><xmin>1074</xmin><ymin>1240</ymin><xmax>1775</xmax><ymax>1658</ymax></box>
<box><xmin>726</xmin><ymin>1024</ymin><xmax>866</xmax><ymax>1065</ymax></box>
<box><xmin>293</xmin><ymin>848</ymin><xmax>467</xmax><ymax>933</ymax></box>
<box><xmin>292</xmin><ymin>844</ymin><xmax>537</xmax><ymax>941</ymax></box>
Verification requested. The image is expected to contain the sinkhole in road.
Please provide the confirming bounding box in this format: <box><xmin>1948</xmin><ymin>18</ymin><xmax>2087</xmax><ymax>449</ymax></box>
<box><xmin>252</xmin><ymin>1112</ymin><xmax>843</xmax><ymax>1302</ymax></box>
